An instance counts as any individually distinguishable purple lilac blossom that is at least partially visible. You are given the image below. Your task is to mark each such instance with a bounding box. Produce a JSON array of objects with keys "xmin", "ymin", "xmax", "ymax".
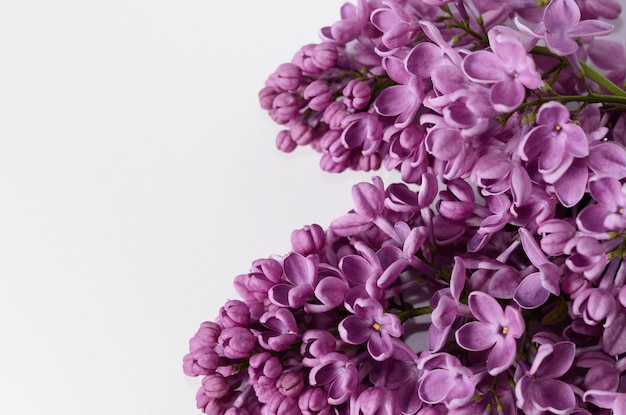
[
  {"xmin": 455, "ymin": 291, "xmax": 525, "ymax": 375},
  {"xmin": 186, "ymin": 1, "xmax": 626, "ymax": 413}
]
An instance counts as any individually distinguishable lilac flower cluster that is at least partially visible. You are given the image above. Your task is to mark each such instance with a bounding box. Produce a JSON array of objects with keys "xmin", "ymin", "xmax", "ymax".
[{"xmin": 185, "ymin": 0, "xmax": 626, "ymax": 413}]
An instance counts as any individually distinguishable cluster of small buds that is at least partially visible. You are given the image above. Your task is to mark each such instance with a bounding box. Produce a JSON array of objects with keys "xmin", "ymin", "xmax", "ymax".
[{"xmin": 186, "ymin": 0, "xmax": 626, "ymax": 414}]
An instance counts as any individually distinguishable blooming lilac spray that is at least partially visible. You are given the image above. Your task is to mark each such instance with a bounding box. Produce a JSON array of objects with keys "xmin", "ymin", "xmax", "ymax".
[{"xmin": 185, "ymin": 0, "xmax": 626, "ymax": 413}]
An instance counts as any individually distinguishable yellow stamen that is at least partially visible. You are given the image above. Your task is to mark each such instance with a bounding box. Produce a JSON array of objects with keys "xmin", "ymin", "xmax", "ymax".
[
  {"xmin": 501, "ymin": 326, "xmax": 509, "ymax": 335},
  {"xmin": 372, "ymin": 322, "xmax": 381, "ymax": 331},
  {"xmin": 287, "ymin": 330, "xmax": 296, "ymax": 335},
  {"xmin": 555, "ymin": 124, "xmax": 562, "ymax": 131}
]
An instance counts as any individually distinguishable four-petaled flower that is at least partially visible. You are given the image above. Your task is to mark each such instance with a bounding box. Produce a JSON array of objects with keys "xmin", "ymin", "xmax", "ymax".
[
  {"xmin": 456, "ymin": 291, "xmax": 525, "ymax": 375},
  {"xmin": 338, "ymin": 297, "xmax": 404, "ymax": 361}
]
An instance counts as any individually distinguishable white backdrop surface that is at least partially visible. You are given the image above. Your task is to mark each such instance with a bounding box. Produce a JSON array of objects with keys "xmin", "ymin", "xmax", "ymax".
[{"xmin": 0, "ymin": 1, "xmax": 625, "ymax": 414}]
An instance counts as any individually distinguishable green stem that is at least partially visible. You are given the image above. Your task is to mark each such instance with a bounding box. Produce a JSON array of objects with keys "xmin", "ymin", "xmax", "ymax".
[
  {"xmin": 579, "ymin": 60, "xmax": 626, "ymax": 97},
  {"xmin": 397, "ymin": 306, "xmax": 432, "ymax": 323},
  {"xmin": 514, "ymin": 93, "xmax": 626, "ymax": 113},
  {"xmin": 531, "ymin": 46, "xmax": 626, "ymax": 98}
]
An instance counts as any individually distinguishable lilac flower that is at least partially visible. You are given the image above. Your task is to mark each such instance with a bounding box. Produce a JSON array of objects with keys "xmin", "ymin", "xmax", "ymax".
[
  {"xmin": 462, "ymin": 26, "xmax": 542, "ymax": 112},
  {"xmin": 428, "ymin": 256, "xmax": 467, "ymax": 352},
  {"xmin": 456, "ymin": 291, "xmax": 524, "ymax": 375},
  {"xmin": 183, "ymin": 346, "xmax": 219, "ymax": 377},
  {"xmin": 577, "ymin": 177, "xmax": 626, "ymax": 233},
  {"xmin": 577, "ymin": 351, "xmax": 624, "ymax": 391},
  {"xmin": 219, "ymin": 326, "xmax": 256, "ymax": 359},
  {"xmin": 258, "ymin": 308, "xmax": 298, "ymax": 352},
  {"xmin": 298, "ymin": 388, "xmax": 332, "ymax": 415},
  {"xmin": 309, "ymin": 352, "xmax": 358, "ymax": 405},
  {"xmin": 514, "ymin": 228, "xmax": 562, "ymax": 309},
  {"xmin": 268, "ymin": 253, "xmax": 317, "ymax": 309},
  {"xmin": 373, "ymin": 55, "xmax": 424, "ymax": 128},
  {"xmin": 339, "ymin": 297, "xmax": 403, "ymax": 361},
  {"xmin": 370, "ymin": 1, "xmax": 418, "ymax": 54},
  {"xmin": 291, "ymin": 224, "xmax": 326, "ymax": 256},
  {"xmin": 515, "ymin": 341, "xmax": 576, "ymax": 414},
  {"xmin": 219, "ymin": 300, "xmax": 251, "ymax": 328},
  {"xmin": 517, "ymin": 0, "xmax": 614, "ymax": 56},
  {"xmin": 354, "ymin": 387, "xmax": 396, "ymax": 415},
  {"xmin": 418, "ymin": 353, "xmax": 477, "ymax": 409},
  {"xmin": 301, "ymin": 330, "xmax": 337, "ymax": 368},
  {"xmin": 519, "ymin": 101, "xmax": 589, "ymax": 206}
]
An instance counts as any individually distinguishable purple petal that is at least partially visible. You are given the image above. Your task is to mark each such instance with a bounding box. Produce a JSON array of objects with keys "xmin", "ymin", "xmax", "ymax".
[
  {"xmin": 428, "ymin": 323, "xmax": 450, "ymax": 352},
  {"xmin": 519, "ymin": 126, "xmax": 548, "ymax": 160},
  {"xmin": 268, "ymin": 284, "xmax": 292, "ymax": 307},
  {"xmin": 284, "ymin": 253, "xmax": 317, "ymax": 286},
  {"xmin": 532, "ymin": 379, "xmax": 576, "ymax": 413},
  {"xmin": 533, "ymin": 341, "xmax": 576, "ymax": 378},
  {"xmin": 352, "ymin": 182, "xmax": 384, "ymax": 219},
  {"xmin": 367, "ymin": 332, "xmax": 394, "ymax": 361},
  {"xmin": 504, "ymin": 305, "xmax": 525, "ymax": 337},
  {"xmin": 340, "ymin": 255, "xmax": 376, "ymax": 284},
  {"xmin": 514, "ymin": 272, "xmax": 550, "ymax": 308},
  {"xmin": 603, "ymin": 313, "xmax": 626, "ymax": 356},
  {"xmin": 568, "ymin": 20, "xmax": 614, "ymax": 37},
  {"xmin": 383, "ymin": 55, "xmax": 411, "ymax": 85},
  {"xmin": 588, "ymin": 142, "xmax": 626, "ymax": 178},
  {"xmin": 544, "ymin": 0, "xmax": 579, "ymax": 34},
  {"xmin": 338, "ymin": 316, "xmax": 371, "ymax": 345},
  {"xmin": 577, "ymin": 205, "xmax": 612, "ymax": 233},
  {"xmin": 330, "ymin": 213, "xmax": 372, "ymax": 236},
  {"xmin": 562, "ymin": 124, "xmax": 589, "ymax": 157},
  {"xmin": 490, "ymin": 80, "xmax": 525, "ymax": 112},
  {"xmin": 553, "ymin": 158, "xmax": 588, "ymax": 207},
  {"xmin": 468, "ymin": 291, "xmax": 504, "ymax": 324},
  {"xmin": 418, "ymin": 370, "xmax": 455, "ymax": 404},
  {"xmin": 487, "ymin": 336, "xmax": 516, "ymax": 375},
  {"xmin": 425, "ymin": 127, "xmax": 462, "ymax": 161},
  {"xmin": 539, "ymin": 133, "xmax": 566, "ymax": 173},
  {"xmin": 462, "ymin": 51, "xmax": 508, "ymax": 83},
  {"xmin": 374, "ymin": 85, "xmax": 415, "ymax": 116},
  {"xmin": 537, "ymin": 101, "xmax": 570, "ymax": 125},
  {"xmin": 314, "ymin": 277, "xmax": 348, "ymax": 308},
  {"xmin": 450, "ymin": 257, "xmax": 466, "ymax": 301},
  {"xmin": 456, "ymin": 321, "xmax": 498, "ymax": 351},
  {"xmin": 511, "ymin": 164, "xmax": 532, "ymax": 205},
  {"xmin": 590, "ymin": 176, "xmax": 622, "ymax": 209},
  {"xmin": 545, "ymin": 32, "xmax": 579, "ymax": 56},
  {"xmin": 405, "ymin": 42, "xmax": 443, "ymax": 79},
  {"xmin": 288, "ymin": 284, "xmax": 314, "ymax": 308}
]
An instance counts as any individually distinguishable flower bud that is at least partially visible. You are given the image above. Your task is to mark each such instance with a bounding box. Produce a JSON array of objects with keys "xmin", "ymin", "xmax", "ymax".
[
  {"xmin": 202, "ymin": 373, "xmax": 229, "ymax": 399},
  {"xmin": 290, "ymin": 122, "xmax": 315, "ymax": 146},
  {"xmin": 259, "ymin": 86, "xmax": 278, "ymax": 110},
  {"xmin": 219, "ymin": 326, "xmax": 255, "ymax": 359},
  {"xmin": 343, "ymin": 80, "xmax": 371, "ymax": 110},
  {"xmin": 291, "ymin": 224, "xmax": 325, "ymax": 256},
  {"xmin": 274, "ymin": 63, "xmax": 302, "ymax": 92},
  {"xmin": 276, "ymin": 131, "xmax": 297, "ymax": 153},
  {"xmin": 303, "ymin": 80, "xmax": 332, "ymax": 111},
  {"xmin": 270, "ymin": 93, "xmax": 300, "ymax": 125},
  {"xmin": 277, "ymin": 372, "xmax": 304, "ymax": 397},
  {"xmin": 219, "ymin": 300, "xmax": 251, "ymax": 328},
  {"xmin": 189, "ymin": 321, "xmax": 221, "ymax": 351},
  {"xmin": 183, "ymin": 346, "xmax": 219, "ymax": 376},
  {"xmin": 311, "ymin": 42, "xmax": 338, "ymax": 70}
]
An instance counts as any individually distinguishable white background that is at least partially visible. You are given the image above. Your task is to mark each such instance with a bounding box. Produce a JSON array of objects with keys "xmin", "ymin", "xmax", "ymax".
[{"xmin": 0, "ymin": 1, "xmax": 624, "ymax": 414}]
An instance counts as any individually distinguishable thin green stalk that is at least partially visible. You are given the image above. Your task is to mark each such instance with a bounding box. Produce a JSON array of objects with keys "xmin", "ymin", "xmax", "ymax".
[
  {"xmin": 397, "ymin": 306, "xmax": 432, "ymax": 323},
  {"xmin": 579, "ymin": 60, "xmax": 626, "ymax": 97},
  {"xmin": 531, "ymin": 46, "xmax": 626, "ymax": 98}
]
